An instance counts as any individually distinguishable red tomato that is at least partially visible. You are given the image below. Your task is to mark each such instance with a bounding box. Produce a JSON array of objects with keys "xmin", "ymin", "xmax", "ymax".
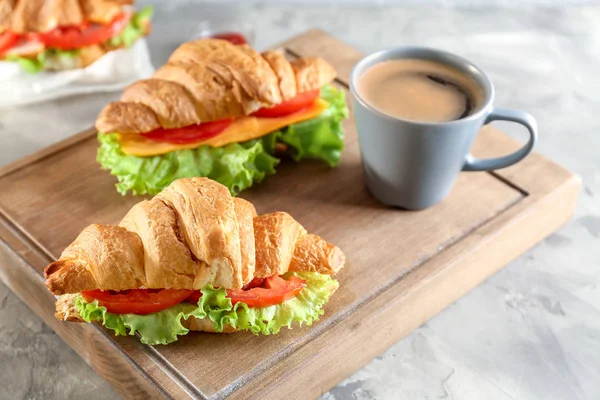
[
  {"xmin": 0, "ymin": 32, "xmax": 20, "ymax": 56},
  {"xmin": 229, "ymin": 275, "xmax": 306, "ymax": 307},
  {"xmin": 81, "ymin": 288, "xmax": 193, "ymax": 315},
  {"xmin": 186, "ymin": 275, "xmax": 306, "ymax": 308},
  {"xmin": 252, "ymin": 89, "xmax": 320, "ymax": 118},
  {"xmin": 141, "ymin": 119, "xmax": 233, "ymax": 144},
  {"xmin": 186, "ymin": 278, "xmax": 269, "ymax": 305},
  {"xmin": 210, "ymin": 32, "xmax": 247, "ymax": 45},
  {"xmin": 35, "ymin": 13, "xmax": 130, "ymax": 50},
  {"xmin": 186, "ymin": 291, "xmax": 201, "ymax": 304},
  {"xmin": 242, "ymin": 277, "xmax": 265, "ymax": 290}
]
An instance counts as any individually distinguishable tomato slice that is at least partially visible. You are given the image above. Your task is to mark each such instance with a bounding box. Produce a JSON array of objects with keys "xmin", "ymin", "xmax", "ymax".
[
  {"xmin": 210, "ymin": 32, "xmax": 247, "ymax": 45},
  {"xmin": 186, "ymin": 278, "xmax": 268, "ymax": 305},
  {"xmin": 35, "ymin": 13, "xmax": 130, "ymax": 50},
  {"xmin": 141, "ymin": 119, "xmax": 233, "ymax": 144},
  {"xmin": 81, "ymin": 275, "xmax": 305, "ymax": 315},
  {"xmin": 242, "ymin": 277, "xmax": 265, "ymax": 290},
  {"xmin": 229, "ymin": 275, "xmax": 306, "ymax": 307},
  {"xmin": 0, "ymin": 32, "xmax": 20, "ymax": 56},
  {"xmin": 186, "ymin": 275, "xmax": 306, "ymax": 308},
  {"xmin": 252, "ymin": 89, "xmax": 320, "ymax": 118},
  {"xmin": 81, "ymin": 288, "xmax": 193, "ymax": 315}
]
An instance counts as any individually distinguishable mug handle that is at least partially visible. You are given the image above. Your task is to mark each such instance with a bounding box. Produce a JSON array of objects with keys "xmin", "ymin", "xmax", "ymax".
[{"xmin": 463, "ymin": 107, "xmax": 538, "ymax": 171}]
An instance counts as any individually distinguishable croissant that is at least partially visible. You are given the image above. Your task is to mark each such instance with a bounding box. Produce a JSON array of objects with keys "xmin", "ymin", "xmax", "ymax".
[
  {"xmin": 2, "ymin": 0, "xmax": 132, "ymax": 33},
  {"xmin": 1, "ymin": 1, "xmax": 150, "ymax": 70},
  {"xmin": 95, "ymin": 39, "xmax": 337, "ymax": 134},
  {"xmin": 45, "ymin": 177, "xmax": 345, "ymax": 295}
]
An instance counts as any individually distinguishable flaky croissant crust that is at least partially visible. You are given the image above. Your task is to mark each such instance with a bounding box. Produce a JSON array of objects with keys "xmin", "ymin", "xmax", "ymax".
[
  {"xmin": 44, "ymin": 178, "xmax": 345, "ymax": 294},
  {"xmin": 94, "ymin": 39, "xmax": 337, "ymax": 134},
  {"xmin": 0, "ymin": 0, "xmax": 133, "ymax": 34}
]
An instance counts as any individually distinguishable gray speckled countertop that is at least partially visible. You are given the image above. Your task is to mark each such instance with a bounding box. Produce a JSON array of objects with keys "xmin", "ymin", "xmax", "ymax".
[{"xmin": 1, "ymin": 2, "xmax": 599, "ymax": 400}]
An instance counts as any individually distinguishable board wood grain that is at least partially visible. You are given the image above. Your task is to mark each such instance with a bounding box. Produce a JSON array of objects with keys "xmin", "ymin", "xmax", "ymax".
[{"xmin": 0, "ymin": 29, "xmax": 580, "ymax": 399}]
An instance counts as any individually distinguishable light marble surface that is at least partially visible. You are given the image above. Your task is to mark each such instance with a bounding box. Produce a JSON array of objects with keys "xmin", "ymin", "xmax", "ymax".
[{"xmin": 1, "ymin": 2, "xmax": 599, "ymax": 400}]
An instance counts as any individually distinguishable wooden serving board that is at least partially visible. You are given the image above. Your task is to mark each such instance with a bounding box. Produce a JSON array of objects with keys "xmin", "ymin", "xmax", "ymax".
[{"xmin": 0, "ymin": 30, "xmax": 581, "ymax": 399}]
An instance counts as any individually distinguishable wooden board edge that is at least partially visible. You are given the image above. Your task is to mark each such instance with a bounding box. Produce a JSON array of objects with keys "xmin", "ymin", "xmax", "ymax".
[
  {"xmin": 0, "ymin": 234, "xmax": 196, "ymax": 400},
  {"xmin": 0, "ymin": 128, "xmax": 96, "ymax": 179},
  {"xmin": 0, "ymin": 28, "xmax": 583, "ymax": 400},
  {"xmin": 228, "ymin": 174, "xmax": 581, "ymax": 399},
  {"xmin": 0, "ymin": 219, "xmax": 197, "ymax": 399}
]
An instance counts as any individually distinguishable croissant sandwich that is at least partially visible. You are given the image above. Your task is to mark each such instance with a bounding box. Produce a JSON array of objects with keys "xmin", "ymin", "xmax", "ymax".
[
  {"xmin": 44, "ymin": 177, "xmax": 345, "ymax": 345},
  {"xmin": 0, "ymin": 0, "xmax": 152, "ymax": 73},
  {"xmin": 95, "ymin": 38, "xmax": 349, "ymax": 196}
]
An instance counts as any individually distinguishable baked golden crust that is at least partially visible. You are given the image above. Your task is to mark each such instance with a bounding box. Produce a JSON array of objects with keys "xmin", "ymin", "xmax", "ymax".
[
  {"xmin": 121, "ymin": 79, "xmax": 201, "ymax": 129},
  {"xmin": 45, "ymin": 224, "xmax": 145, "ymax": 294},
  {"xmin": 290, "ymin": 57, "xmax": 337, "ymax": 93},
  {"xmin": 0, "ymin": 0, "xmax": 16, "ymax": 34},
  {"xmin": 289, "ymin": 234, "xmax": 346, "ymax": 276},
  {"xmin": 7, "ymin": 0, "xmax": 132, "ymax": 33},
  {"xmin": 156, "ymin": 177, "xmax": 246, "ymax": 290},
  {"xmin": 232, "ymin": 197, "xmax": 257, "ymax": 284},
  {"xmin": 119, "ymin": 198, "xmax": 206, "ymax": 289},
  {"xmin": 168, "ymin": 40, "xmax": 282, "ymax": 109},
  {"xmin": 261, "ymin": 50, "xmax": 297, "ymax": 101},
  {"xmin": 44, "ymin": 178, "xmax": 345, "ymax": 295},
  {"xmin": 96, "ymin": 102, "xmax": 160, "ymax": 134},
  {"xmin": 79, "ymin": 0, "xmax": 131, "ymax": 25},
  {"xmin": 94, "ymin": 40, "xmax": 337, "ymax": 134},
  {"xmin": 154, "ymin": 61, "xmax": 252, "ymax": 122},
  {"xmin": 253, "ymin": 212, "xmax": 306, "ymax": 278},
  {"xmin": 11, "ymin": 0, "xmax": 80, "ymax": 33}
]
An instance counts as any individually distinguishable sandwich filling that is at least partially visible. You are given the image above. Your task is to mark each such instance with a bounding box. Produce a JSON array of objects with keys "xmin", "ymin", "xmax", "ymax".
[
  {"xmin": 71, "ymin": 272, "xmax": 338, "ymax": 345},
  {"xmin": 45, "ymin": 178, "xmax": 346, "ymax": 345},
  {"xmin": 98, "ymin": 84, "xmax": 349, "ymax": 196},
  {"xmin": 0, "ymin": 6, "xmax": 152, "ymax": 73}
]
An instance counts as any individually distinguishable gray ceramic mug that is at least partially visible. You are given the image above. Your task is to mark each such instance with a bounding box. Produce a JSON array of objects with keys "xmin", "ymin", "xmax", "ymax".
[{"xmin": 350, "ymin": 47, "xmax": 537, "ymax": 210}]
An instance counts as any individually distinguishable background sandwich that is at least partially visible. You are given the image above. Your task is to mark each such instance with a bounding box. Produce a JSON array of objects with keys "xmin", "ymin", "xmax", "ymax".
[
  {"xmin": 95, "ymin": 38, "xmax": 349, "ymax": 196},
  {"xmin": 44, "ymin": 177, "xmax": 345, "ymax": 345},
  {"xmin": 0, "ymin": 0, "xmax": 152, "ymax": 73}
]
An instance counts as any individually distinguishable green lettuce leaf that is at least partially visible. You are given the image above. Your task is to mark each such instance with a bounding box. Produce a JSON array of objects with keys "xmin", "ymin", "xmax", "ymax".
[
  {"xmin": 6, "ymin": 54, "xmax": 45, "ymax": 74},
  {"xmin": 76, "ymin": 272, "xmax": 338, "ymax": 345},
  {"xmin": 6, "ymin": 48, "xmax": 80, "ymax": 74},
  {"xmin": 274, "ymin": 84, "xmax": 349, "ymax": 167},
  {"xmin": 97, "ymin": 85, "xmax": 348, "ymax": 196},
  {"xmin": 77, "ymin": 296, "xmax": 200, "ymax": 345},
  {"xmin": 97, "ymin": 133, "xmax": 279, "ymax": 196},
  {"xmin": 109, "ymin": 6, "xmax": 153, "ymax": 48}
]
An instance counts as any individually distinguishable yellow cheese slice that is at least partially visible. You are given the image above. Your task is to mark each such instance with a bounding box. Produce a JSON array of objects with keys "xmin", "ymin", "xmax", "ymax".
[{"xmin": 119, "ymin": 99, "xmax": 330, "ymax": 157}]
